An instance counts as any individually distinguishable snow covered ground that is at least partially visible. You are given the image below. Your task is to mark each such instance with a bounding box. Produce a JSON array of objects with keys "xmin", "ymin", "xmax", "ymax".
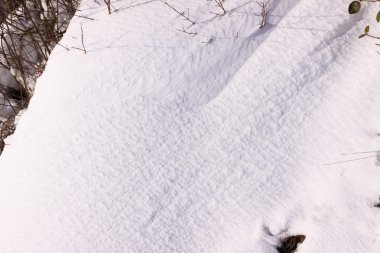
[{"xmin": 0, "ymin": 0, "xmax": 380, "ymax": 252}]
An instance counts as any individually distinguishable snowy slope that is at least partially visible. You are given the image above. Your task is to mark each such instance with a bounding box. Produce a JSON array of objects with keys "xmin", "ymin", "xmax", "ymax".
[{"xmin": 0, "ymin": 0, "xmax": 380, "ymax": 252}]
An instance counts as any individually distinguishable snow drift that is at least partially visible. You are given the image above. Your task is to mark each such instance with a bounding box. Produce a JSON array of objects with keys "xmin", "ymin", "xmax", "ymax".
[{"xmin": 0, "ymin": 0, "xmax": 380, "ymax": 252}]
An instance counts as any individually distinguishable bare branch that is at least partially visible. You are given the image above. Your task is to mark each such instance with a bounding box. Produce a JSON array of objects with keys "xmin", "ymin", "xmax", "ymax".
[
  {"xmin": 255, "ymin": 0, "xmax": 271, "ymax": 28},
  {"xmin": 161, "ymin": 0, "xmax": 196, "ymax": 25},
  {"xmin": 176, "ymin": 26, "xmax": 197, "ymax": 35},
  {"xmin": 214, "ymin": 0, "xmax": 226, "ymax": 15},
  {"xmin": 103, "ymin": 0, "xmax": 112, "ymax": 14}
]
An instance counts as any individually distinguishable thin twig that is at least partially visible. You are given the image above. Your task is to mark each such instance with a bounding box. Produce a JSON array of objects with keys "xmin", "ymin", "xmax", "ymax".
[
  {"xmin": 214, "ymin": 0, "xmax": 226, "ymax": 15},
  {"xmin": 324, "ymin": 155, "xmax": 376, "ymax": 166},
  {"xmin": 80, "ymin": 23, "xmax": 87, "ymax": 53},
  {"xmin": 75, "ymin": 14, "xmax": 96, "ymax": 20},
  {"xmin": 176, "ymin": 26, "xmax": 197, "ymax": 35},
  {"xmin": 161, "ymin": 0, "xmax": 196, "ymax": 25},
  {"xmin": 341, "ymin": 150, "xmax": 380, "ymax": 155},
  {"xmin": 366, "ymin": 33, "xmax": 380, "ymax": 40},
  {"xmin": 57, "ymin": 43, "xmax": 70, "ymax": 51}
]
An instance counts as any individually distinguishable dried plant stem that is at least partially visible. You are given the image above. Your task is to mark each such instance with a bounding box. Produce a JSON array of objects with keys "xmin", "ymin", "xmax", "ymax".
[
  {"xmin": 214, "ymin": 0, "xmax": 226, "ymax": 15},
  {"xmin": 104, "ymin": 0, "xmax": 112, "ymax": 14},
  {"xmin": 161, "ymin": 0, "xmax": 196, "ymax": 25},
  {"xmin": 255, "ymin": 0, "xmax": 271, "ymax": 28}
]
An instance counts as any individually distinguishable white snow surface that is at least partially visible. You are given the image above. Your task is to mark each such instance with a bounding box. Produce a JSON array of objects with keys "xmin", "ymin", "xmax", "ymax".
[{"xmin": 1, "ymin": 0, "xmax": 380, "ymax": 252}]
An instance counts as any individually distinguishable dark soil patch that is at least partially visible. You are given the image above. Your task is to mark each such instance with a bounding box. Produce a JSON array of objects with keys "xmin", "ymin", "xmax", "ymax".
[{"xmin": 277, "ymin": 235, "xmax": 306, "ymax": 253}]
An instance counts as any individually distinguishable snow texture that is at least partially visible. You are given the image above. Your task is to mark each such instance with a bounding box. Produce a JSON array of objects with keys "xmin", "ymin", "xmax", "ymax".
[{"xmin": 0, "ymin": 0, "xmax": 380, "ymax": 252}]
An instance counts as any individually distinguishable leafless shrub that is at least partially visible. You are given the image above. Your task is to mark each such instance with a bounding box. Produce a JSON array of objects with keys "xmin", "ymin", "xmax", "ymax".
[
  {"xmin": 0, "ymin": 0, "xmax": 80, "ymax": 151},
  {"xmin": 0, "ymin": 0, "xmax": 80, "ymax": 91},
  {"xmin": 255, "ymin": 0, "xmax": 271, "ymax": 28}
]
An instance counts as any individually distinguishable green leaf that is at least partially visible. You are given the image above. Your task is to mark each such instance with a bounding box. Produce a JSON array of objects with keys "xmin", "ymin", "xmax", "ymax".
[
  {"xmin": 359, "ymin": 34, "xmax": 366, "ymax": 39},
  {"xmin": 365, "ymin": 25, "xmax": 370, "ymax": 33},
  {"xmin": 348, "ymin": 1, "xmax": 361, "ymax": 14},
  {"xmin": 376, "ymin": 10, "xmax": 380, "ymax": 22}
]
